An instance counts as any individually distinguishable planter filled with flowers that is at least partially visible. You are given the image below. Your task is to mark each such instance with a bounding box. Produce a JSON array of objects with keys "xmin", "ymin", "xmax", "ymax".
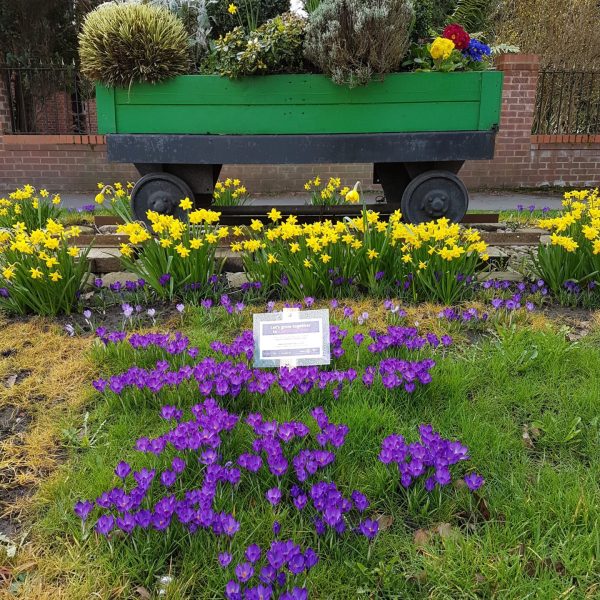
[{"xmin": 83, "ymin": 0, "xmax": 503, "ymax": 224}]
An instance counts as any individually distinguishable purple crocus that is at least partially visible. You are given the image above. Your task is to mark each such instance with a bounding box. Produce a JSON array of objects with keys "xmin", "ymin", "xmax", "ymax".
[
  {"xmin": 245, "ymin": 544, "xmax": 261, "ymax": 563},
  {"xmin": 359, "ymin": 518, "xmax": 379, "ymax": 539},
  {"xmin": 114, "ymin": 461, "xmax": 131, "ymax": 479},
  {"xmin": 74, "ymin": 500, "xmax": 94, "ymax": 521},
  {"xmin": 219, "ymin": 552, "xmax": 233, "ymax": 568},
  {"xmin": 265, "ymin": 487, "xmax": 282, "ymax": 506},
  {"xmin": 464, "ymin": 472, "xmax": 485, "ymax": 491},
  {"xmin": 235, "ymin": 562, "xmax": 254, "ymax": 583},
  {"xmin": 95, "ymin": 514, "xmax": 114, "ymax": 536}
]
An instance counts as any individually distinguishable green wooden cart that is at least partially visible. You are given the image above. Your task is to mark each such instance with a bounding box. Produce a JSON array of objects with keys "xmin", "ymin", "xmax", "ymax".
[{"xmin": 96, "ymin": 70, "xmax": 503, "ymax": 223}]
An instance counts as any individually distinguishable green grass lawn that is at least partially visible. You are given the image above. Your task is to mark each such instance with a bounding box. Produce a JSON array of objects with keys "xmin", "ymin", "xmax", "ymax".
[{"xmin": 8, "ymin": 304, "xmax": 600, "ymax": 599}]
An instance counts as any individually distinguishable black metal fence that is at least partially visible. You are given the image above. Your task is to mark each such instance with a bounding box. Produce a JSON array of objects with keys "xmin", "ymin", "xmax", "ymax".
[
  {"xmin": 1, "ymin": 64, "xmax": 96, "ymax": 135},
  {"xmin": 533, "ymin": 69, "xmax": 600, "ymax": 135}
]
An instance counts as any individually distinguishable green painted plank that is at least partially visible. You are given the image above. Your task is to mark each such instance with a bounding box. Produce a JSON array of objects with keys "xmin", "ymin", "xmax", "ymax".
[
  {"xmin": 112, "ymin": 72, "xmax": 491, "ymax": 106},
  {"xmin": 113, "ymin": 102, "xmax": 481, "ymax": 134},
  {"xmin": 478, "ymin": 70, "xmax": 504, "ymax": 130},
  {"xmin": 96, "ymin": 71, "xmax": 503, "ymax": 135},
  {"xmin": 95, "ymin": 84, "xmax": 116, "ymax": 133}
]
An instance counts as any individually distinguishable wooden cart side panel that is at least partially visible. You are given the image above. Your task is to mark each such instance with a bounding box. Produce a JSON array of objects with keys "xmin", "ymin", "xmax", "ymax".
[
  {"xmin": 96, "ymin": 71, "xmax": 503, "ymax": 135},
  {"xmin": 478, "ymin": 70, "xmax": 504, "ymax": 130},
  {"xmin": 95, "ymin": 85, "xmax": 117, "ymax": 133}
]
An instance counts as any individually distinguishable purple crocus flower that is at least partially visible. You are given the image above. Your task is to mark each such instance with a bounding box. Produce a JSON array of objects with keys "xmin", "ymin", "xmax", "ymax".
[
  {"xmin": 114, "ymin": 461, "xmax": 131, "ymax": 479},
  {"xmin": 225, "ymin": 580, "xmax": 241, "ymax": 600},
  {"xmin": 359, "ymin": 519, "xmax": 379, "ymax": 539},
  {"xmin": 265, "ymin": 487, "xmax": 282, "ymax": 506},
  {"xmin": 95, "ymin": 514, "xmax": 114, "ymax": 536},
  {"xmin": 235, "ymin": 562, "xmax": 254, "ymax": 583},
  {"xmin": 464, "ymin": 472, "xmax": 485, "ymax": 491},
  {"xmin": 74, "ymin": 500, "xmax": 94, "ymax": 521},
  {"xmin": 245, "ymin": 543, "xmax": 261, "ymax": 563},
  {"xmin": 219, "ymin": 552, "xmax": 233, "ymax": 568}
]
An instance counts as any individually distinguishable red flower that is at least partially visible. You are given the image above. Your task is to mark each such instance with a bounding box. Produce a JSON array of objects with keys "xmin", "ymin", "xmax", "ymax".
[{"xmin": 442, "ymin": 23, "xmax": 470, "ymax": 51}]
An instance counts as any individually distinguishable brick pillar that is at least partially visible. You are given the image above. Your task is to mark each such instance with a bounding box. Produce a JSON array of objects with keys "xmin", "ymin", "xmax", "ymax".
[
  {"xmin": 461, "ymin": 53, "xmax": 540, "ymax": 188},
  {"xmin": 0, "ymin": 72, "xmax": 10, "ymax": 133}
]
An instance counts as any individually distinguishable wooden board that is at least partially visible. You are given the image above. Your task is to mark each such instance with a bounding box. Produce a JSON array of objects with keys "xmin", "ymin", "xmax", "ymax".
[{"xmin": 96, "ymin": 71, "xmax": 504, "ymax": 135}]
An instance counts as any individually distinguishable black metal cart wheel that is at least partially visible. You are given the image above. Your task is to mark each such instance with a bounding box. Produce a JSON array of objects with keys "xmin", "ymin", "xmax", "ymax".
[
  {"xmin": 131, "ymin": 172, "xmax": 194, "ymax": 225},
  {"xmin": 400, "ymin": 170, "xmax": 469, "ymax": 224}
]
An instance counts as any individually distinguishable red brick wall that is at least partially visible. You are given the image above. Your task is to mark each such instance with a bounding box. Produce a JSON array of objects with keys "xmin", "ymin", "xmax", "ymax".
[{"xmin": 0, "ymin": 56, "xmax": 598, "ymax": 194}]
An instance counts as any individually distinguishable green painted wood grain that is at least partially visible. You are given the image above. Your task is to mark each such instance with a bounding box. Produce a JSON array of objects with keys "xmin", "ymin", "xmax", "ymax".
[{"xmin": 96, "ymin": 71, "xmax": 503, "ymax": 135}]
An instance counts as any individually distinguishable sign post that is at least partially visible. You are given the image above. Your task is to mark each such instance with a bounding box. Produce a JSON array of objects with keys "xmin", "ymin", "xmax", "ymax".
[{"xmin": 253, "ymin": 308, "xmax": 330, "ymax": 369}]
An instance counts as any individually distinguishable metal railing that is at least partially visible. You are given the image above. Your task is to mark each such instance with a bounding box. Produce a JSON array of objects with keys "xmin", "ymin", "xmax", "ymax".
[
  {"xmin": 533, "ymin": 69, "xmax": 600, "ymax": 135},
  {"xmin": 1, "ymin": 64, "xmax": 96, "ymax": 135}
]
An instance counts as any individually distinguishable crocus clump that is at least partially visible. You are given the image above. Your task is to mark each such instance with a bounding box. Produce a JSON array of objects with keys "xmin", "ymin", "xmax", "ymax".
[
  {"xmin": 366, "ymin": 326, "xmax": 452, "ymax": 354},
  {"xmin": 379, "ymin": 424, "xmax": 482, "ymax": 491},
  {"xmin": 222, "ymin": 540, "xmax": 317, "ymax": 599}
]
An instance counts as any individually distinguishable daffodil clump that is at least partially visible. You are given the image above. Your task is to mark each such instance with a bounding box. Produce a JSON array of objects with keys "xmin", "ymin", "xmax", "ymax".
[
  {"xmin": 233, "ymin": 208, "xmax": 488, "ymax": 303},
  {"xmin": 0, "ymin": 220, "xmax": 90, "ymax": 316},
  {"xmin": 212, "ymin": 178, "xmax": 249, "ymax": 207},
  {"xmin": 94, "ymin": 181, "xmax": 135, "ymax": 222},
  {"xmin": 0, "ymin": 185, "xmax": 63, "ymax": 231},
  {"xmin": 117, "ymin": 204, "xmax": 226, "ymax": 299},
  {"xmin": 535, "ymin": 188, "xmax": 600, "ymax": 294},
  {"xmin": 305, "ymin": 177, "xmax": 353, "ymax": 207}
]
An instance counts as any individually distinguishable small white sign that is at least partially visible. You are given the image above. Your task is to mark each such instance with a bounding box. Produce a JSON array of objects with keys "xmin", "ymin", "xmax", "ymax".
[{"xmin": 253, "ymin": 309, "xmax": 330, "ymax": 368}]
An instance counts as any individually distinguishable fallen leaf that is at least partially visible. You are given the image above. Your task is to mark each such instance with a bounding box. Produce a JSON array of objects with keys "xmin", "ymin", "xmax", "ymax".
[
  {"xmin": 476, "ymin": 495, "xmax": 491, "ymax": 521},
  {"xmin": 413, "ymin": 529, "xmax": 430, "ymax": 547},
  {"xmin": 522, "ymin": 425, "xmax": 534, "ymax": 449},
  {"xmin": 436, "ymin": 523, "xmax": 454, "ymax": 538},
  {"xmin": 376, "ymin": 514, "xmax": 394, "ymax": 531},
  {"xmin": 3, "ymin": 374, "xmax": 17, "ymax": 388},
  {"xmin": 135, "ymin": 586, "xmax": 151, "ymax": 599}
]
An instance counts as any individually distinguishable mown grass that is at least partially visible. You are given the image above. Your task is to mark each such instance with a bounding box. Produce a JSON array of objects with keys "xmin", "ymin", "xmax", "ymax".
[{"xmin": 4, "ymin": 304, "xmax": 600, "ymax": 599}]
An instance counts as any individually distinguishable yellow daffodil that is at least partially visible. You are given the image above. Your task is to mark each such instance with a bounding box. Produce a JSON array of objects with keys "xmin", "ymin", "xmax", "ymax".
[
  {"xmin": 190, "ymin": 238, "xmax": 203, "ymax": 250},
  {"xmin": 40, "ymin": 189, "xmax": 49, "ymax": 198},
  {"xmin": 30, "ymin": 267, "xmax": 43, "ymax": 279},
  {"xmin": 250, "ymin": 219, "xmax": 264, "ymax": 232},
  {"xmin": 228, "ymin": 3, "xmax": 237, "ymax": 14},
  {"xmin": 321, "ymin": 253, "xmax": 331, "ymax": 264},
  {"xmin": 290, "ymin": 242, "xmax": 300, "ymax": 253},
  {"xmin": 179, "ymin": 197, "xmax": 193, "ymax": 210},
  {"xmin": 367, "ymin": 249, "xmax": 379, "ymax": 260},
  {"xmin": 345, "ymin": 182, "xmax": 360, "ymax": 204},
  {"xmin": 120, "ymin": 243, "xmax": 134, "ymax": 258},
  {"xmin": 175, "ymin": 243, "xmax": 190, "ymax": 258},
  {"xmin": 267, "ymin": 253, "xmax": 278, "ymax": 264},
  {"xmin": 2, "ymin": 266, "xmax": 15, "ymax": 280},
  {"xmin": 67, "ymin": 247, "xmax": 79, "ymax": 257},
  {"xmin": 50, "ymin": 271, "xmax": 62, "ymax": 282},
  {"xmin": 303, "ymin": 259, "xmax": 312, "ymax": 268},
  {"xmin": 268, "ymin": 208, "xmax": 282, "ymax": 222}
]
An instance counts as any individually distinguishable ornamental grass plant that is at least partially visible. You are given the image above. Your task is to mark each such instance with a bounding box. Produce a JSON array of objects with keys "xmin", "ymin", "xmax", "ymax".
[
  {"xmin": 79, "ymin": 2, "xmax": 190, "ymax": 86},
  {"xmin": 0, "ymin": 220, "xmax": 90, "ymax": 316}
]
